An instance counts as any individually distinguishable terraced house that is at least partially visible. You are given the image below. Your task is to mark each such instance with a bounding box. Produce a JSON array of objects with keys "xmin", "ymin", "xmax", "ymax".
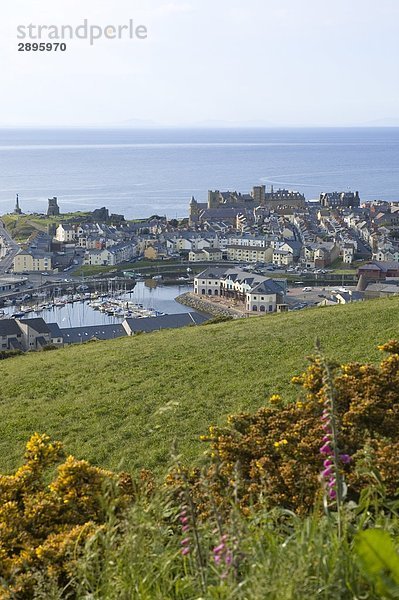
[{"xmin": 194, "ymin": 267, "xmax": 287, "ymax": 313}]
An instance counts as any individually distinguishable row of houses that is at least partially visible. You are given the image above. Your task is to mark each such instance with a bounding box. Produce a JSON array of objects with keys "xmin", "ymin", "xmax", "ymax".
[
  {"xmin": 194, "ymin": 267, "xmax": 287, "ymax": 313},
  {"xmin": 188, "ymin": 239, "xmax": 343, "ymax": 269},
  {"xmin": 0, "ymin": 312, "xmax": 208, "ymax": 352},
  {"xmin": 83, "ymin": 242, "xmax": 137, "ymax": 266}
]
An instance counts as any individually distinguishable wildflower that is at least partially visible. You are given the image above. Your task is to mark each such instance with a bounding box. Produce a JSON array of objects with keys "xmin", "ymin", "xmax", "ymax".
[
  {"xmin": 181, "ymin": 538, "xmax": 190, "ymax": 546},
  {"xmin": 318, "ymin": 384, "xmax": 349, "ymax": 512},
  {"xmin": 269, "ymin": 394, "xmax": 282, "ymax": 404},
  {"xmin": 320, "ymin": 443, "xmax": 333, "ymax": 455},
  {"xmin": 179, "ymin": 507, "xmax": 191, "ymax": 557},
  {"xmin": 274, "ymin": 439, "xmax": 288, "ymax": 449},
  {"xmin": 340, "ymin": 454, "xmax": 352, "ymax": 464}
]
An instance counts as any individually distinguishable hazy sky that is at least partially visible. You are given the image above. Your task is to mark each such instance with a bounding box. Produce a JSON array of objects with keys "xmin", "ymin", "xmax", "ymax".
[{"xmin": 2, "ymin": 0, "xmax": 399, "ymax": 127}]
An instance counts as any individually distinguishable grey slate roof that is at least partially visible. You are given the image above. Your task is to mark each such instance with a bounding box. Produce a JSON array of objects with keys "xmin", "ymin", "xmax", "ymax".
[
  {"xmin": 196, "ymin": 267, "xmax": 228, "ymax": 279},
  {"xmin": 19, "ymin": 318, "xmax": 50, "ymax": 334},
  {"xmin": 47, "ymin": 322, "xmax": 63, "ymax": 339},
  {"xmin": 250, "ymin": 280, "xmax": 285, "ymax": 295},
  {"xmin": 124, "ymin": 312, "xmax": 207, "ymax": 334},
  {"xmin": 335, "ymin": 291, "xmax": 364, "ymax": 302},
  {"xmin": 0, "ymin": 319, "xmax": 22, "ymax": 337},
  {"xmin": 61, "ymin": 324, "xmax": 127, "ymax": 344}
]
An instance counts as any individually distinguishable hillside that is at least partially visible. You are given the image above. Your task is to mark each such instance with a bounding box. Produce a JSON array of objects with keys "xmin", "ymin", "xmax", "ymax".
[
  {"xmin": 0, "ymin": 297, "xmax": 398, "ymax": 476},
  {"xmin": 1, "ymin": 212, "xmax": 91, "ymax": 241}
]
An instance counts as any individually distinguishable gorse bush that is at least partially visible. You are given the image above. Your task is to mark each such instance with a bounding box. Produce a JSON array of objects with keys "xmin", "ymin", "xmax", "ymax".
[
  {"xmin": 1, "ymin": 341, "xmax": 399, "ymax": 598},
  {"xmin": 169, "ymin": 340, "xmax": 399, "ymax": 515},
  {"xmin": 0, "ymin": 433, "xmax": 134, "ymax": 599}
]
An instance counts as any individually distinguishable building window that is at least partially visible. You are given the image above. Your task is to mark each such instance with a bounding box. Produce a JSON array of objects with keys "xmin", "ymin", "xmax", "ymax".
[
  {"xmin": 260, "ymin": 305, "xmax": 265, "ymax": 312},
  {"xmin": 201, "ymin": 289, "xmax": 206, "ymax": 294},
  {"xmin": 214, "ymin": 290, "xmax": 218, "ymax": 296},
  {"xmin": 269, "ymin": 306, "xmax": 273, "ymax": 312}
]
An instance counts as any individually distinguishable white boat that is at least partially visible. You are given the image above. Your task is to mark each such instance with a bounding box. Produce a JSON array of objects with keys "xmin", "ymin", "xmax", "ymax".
[
  {"xmin": 54, "ymin": 299, "xmax": 66, "ymax": 307},
  {"xmin": 20, "ymin": 305, "xmax": 33, "ymax": 313}
]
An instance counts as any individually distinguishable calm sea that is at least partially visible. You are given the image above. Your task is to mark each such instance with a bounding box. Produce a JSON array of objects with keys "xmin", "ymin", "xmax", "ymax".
[{"xmin": 0, "ymin": 127, "xmax": 398, "ymax": 219}]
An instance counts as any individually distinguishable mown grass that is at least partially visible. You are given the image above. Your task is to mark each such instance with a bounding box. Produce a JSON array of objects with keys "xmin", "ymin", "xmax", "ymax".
[{"xmin": 0, "ymin": 297, "xmax": 398, "ymax": 476}]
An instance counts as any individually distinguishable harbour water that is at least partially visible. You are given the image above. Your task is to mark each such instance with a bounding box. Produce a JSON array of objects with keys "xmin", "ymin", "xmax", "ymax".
[{"xmin": 2, "ymin": 282, "xmax": 193, "ymax": 328}]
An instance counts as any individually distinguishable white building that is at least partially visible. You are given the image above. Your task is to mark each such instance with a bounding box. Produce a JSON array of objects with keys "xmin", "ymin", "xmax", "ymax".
[
  {"xmin": 55, "ymin": 224, "xmax": 76, "ymax": 243},
  {"xmin": 272, "ymin": 249, "xmax": 293, "ymax": 267},
  {"xmin": 83, "ymin": 242, "xmax": 137, "ymax": 266},
  {"xmin": 225, "ymin": 245, "xmax": 272, "ymax": 263},
  {"xmin": 194, "ymin": 267, "xmax": 286, "ymax": 313},
  {"xmin": 194, "ymin": 267, "xmax": 225, "ymax": 296},
  {"xmin": 13, "ymin": 250, "xmax": 53, "ymax": 273}
]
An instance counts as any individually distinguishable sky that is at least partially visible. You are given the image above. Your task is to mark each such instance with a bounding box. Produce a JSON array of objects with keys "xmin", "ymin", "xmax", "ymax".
[{"xmin": 1, "ymin": 0, "xmax": 399, "ymax": 127}]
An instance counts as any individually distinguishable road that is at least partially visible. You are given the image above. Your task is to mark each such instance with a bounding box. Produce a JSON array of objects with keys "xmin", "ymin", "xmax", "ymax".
[{"xmin": 0, "ymin": 220, "xmax": 20, "ymax": 274}]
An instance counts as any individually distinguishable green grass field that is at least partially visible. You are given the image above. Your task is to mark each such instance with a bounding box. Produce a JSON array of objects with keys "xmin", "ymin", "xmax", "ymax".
[
  {"xmin": 0, "ymin": 297, "xmax": 398, "ymax": 476},
  {"xmin": 1, "ymin": 212, "xmax": 91, "ymax": 241},
  {"xmin": 80, "ymin": 259, "xmax": 182, "ymax": 277}
]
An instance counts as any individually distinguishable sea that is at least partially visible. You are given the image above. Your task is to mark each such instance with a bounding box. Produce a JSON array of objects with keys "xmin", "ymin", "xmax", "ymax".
[{"xmin": 0, "ymin": 127, "xmax": 398, "ymax": 219}]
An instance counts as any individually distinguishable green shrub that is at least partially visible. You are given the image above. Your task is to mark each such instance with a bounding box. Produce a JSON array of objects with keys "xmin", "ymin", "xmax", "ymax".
[
  {"xmin": 0, "ymin": 349, "xmax": 24, "ymax": 360},
  {"xmin": 0, "ymin": 434, "xmax": 133, "ymax": 599},
  {"xmin": 170, "ymin": 341, "xmax": 399, "ymax": 515}
]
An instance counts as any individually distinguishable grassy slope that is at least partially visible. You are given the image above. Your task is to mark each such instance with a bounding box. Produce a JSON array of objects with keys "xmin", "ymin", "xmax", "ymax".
[
  {"xmin": 0, "ymin": 297, "xmax": 398, "ymax": 476},
  {"xmin": 1, "ymin": 212, "xmax": 90, "ymax": 241}
]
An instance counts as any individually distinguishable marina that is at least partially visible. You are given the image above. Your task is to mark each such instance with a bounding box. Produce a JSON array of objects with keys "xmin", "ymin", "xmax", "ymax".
[{"xmin": 0, "ymin": 281, "xmax": 193, "ymax": 327}]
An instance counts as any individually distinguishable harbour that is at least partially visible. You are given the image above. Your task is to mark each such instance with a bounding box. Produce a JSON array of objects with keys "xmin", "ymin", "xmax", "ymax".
[{"xmin": 0, "ymin": 281, "xmax": 193, "ymax": 327}]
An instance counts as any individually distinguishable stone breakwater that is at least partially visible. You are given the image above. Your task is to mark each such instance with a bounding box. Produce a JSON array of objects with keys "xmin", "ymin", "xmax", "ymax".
[{"xmin": 176, "ymin": 292, "xmax": 246, "ymax": 318}]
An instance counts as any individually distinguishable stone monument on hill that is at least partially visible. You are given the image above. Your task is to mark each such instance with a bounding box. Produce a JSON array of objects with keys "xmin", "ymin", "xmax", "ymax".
[{"xmin": 47, "ymin": 197, "xmax": 60, "ymax": 216}]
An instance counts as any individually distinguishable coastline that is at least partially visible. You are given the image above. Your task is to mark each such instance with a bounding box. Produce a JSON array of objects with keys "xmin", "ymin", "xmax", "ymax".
[{"xmin": 176, "ymin": 291, "xmax": 246, "ymax": 319}]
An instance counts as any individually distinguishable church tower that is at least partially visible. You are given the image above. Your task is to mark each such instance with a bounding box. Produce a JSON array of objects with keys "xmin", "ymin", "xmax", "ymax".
[{"xmin": 189, "ymin": 196, "xmax": 199, "ymax": 226}]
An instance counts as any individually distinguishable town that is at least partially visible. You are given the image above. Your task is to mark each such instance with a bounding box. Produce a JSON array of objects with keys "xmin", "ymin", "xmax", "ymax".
[{"xmin": 1, "ymin": 185, "xmax": 399, "ymax": 350}]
